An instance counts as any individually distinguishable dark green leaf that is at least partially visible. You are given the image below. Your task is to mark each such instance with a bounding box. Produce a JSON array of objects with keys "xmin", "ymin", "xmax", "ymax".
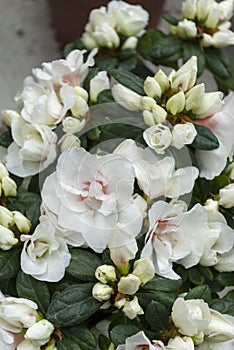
[
  {"xmin": 0, "ymin": 278, "xmax": 17, "ymax": 296},
  {"xmin": 57, "ymin": 338, "xmax": 82, "ymax": 350},
  {"xmin": 47, "ymin": 283, "xmax": 101, "ymax": 326},
  {"xmin": 0, "ymin": 130, "xmax": 13, "ymax": 148},
  {"xmin": 118, "ymin": 49, "xmax": 136, "ymax": 60},
  {"xmin": 145, "ymin": 300, "xmax": 170, "ymax": 331},
  {"xmin": 100, "ymin": 124, "xmax": 144, "ymax": 143},
  {"xmin": 151, "ymin": 35, "xmax": 183, "ymax": 61},
  {"xmin": 215, "ymin": 60, "xmax": 234, "ymax": 93},
  {"xmin": 209, "ymin": 298, "xmax": 234, "ymax": 316},
  {"xmin": 137, "ymin": 291, "xmax": 175, "ymax": 309},
  {"xmin": 163, "ymin": 14, "xmax": 179, "ymax": 26},
  {"xmin": 83, "ymin": 68, "xmax": 100, "ymax": 91},
  {"xmin": 96, "ymin": 56, "xmax": 118, "ymax": 70},
  {"xmin": 110, "ymin": 324, "xmax": 141, "ymax": 346},
  {"xmin": 141, "ymin": 275, "xmax": 182, "ymax": 293},
  {"xmin": 197, "ymin": 266, "xmax": 214, "ymax": 281},
  {"xmin": 211, "ymin": 175, "xmax": 230, "ymax": 194},
  {"xmin": 66, "ymin": 249, "xmax": 102, "ymax": 281},
  {"xmin": 192, "ymin": 124, "xmax": 219, "ymax": 150},
  {"xmin": 109, "ymin": 69, "xmax": 145, "ymax": 95},
  {"xmin": 25, "ymin": 202, "xmax": 40, "ymax": 231},
  {"xmin": 98, "ymin": 334, "xmax": 113, "ymax": 350},
  {"xmin": 118, "ymin": 57, "xmax": 138, "ymax": 71},
  {"xmin": 97, "ymin": 89, "xmax": 115, "ymax": 104},
  {"xmin": 215, "ymin": 272, "xmax": 234, "ymax": 287},
  {"xmin": 28, "ymin": 174, "xmax": 40, "ymax": 194},
  {"xmin": 62, "ymin": 326, "xmax": 97, "ymax": 350},
  {"xmin": 185, "ymin": 284, "xmax": 211, "ymax": 302},
  {"xmin": 138, "ymin": 29, "xmax": 165, "ymax": 59},
  {"xmin": 188, "ymin": 266, "xmax": 205, "ymax": 285},
  {"xmin": 16, "ymin": 271, "xmax": 50, "ymax": 315},
  {"xmin": 86, "ymin": 127, "xmax": 101, "ymax": 141},
  {"xmin": 183, "ymin": 41, "xmax": 205, "ymax": 77},
  {"xmin": 0, "ymin": 247, "xmax": 20, "ymax": 279},
  {"xmin": 205, "ymin": 47, "xmax": 232, "ymax": 79},
  {"xmin": 224, "ymin": 290, "xmax": 234, "ymax": 301}
]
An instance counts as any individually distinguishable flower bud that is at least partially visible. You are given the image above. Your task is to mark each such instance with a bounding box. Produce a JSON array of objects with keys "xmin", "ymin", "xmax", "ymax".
[
  {"xmin": 25, "ymin": 319, "xmax": 54, "ymax": 346},
  {"xmin": 197, "ymin": 0, "xmax": 212, "ymax": 21},
  {"xmin": 112, "ymin": 84, "xmax": 142, "ymax": 111},
  {"xmin": 0, "ymin": 206, "xmax": 14, "ymax": 227},
  {"xmin": 12, "ymin": 211, "xmax": 31, "ymax": 233},
  {"xmin": 0, "ymin": 162, "xmax": 9, "ymax": 179},
  {"xmin": 0, "ymin": 224, "xmax": 18, "ymax": 250},
  {"xmin": 114, "ymin": 297, "xmax": 126, "ymax": 309},
  {"xmin": 193, "ymin": 91, "xmax": 223, "ymax": 119},
  {"xmin": 118, "ymin": 274, "xmax": 141, "ymax": 295},
  {"xmin": 74, "ymin": 86, "xmax": 89, "ymax": 101},
  {"xmin": 143, "ymin": 110, "xmax": 155, "ymax": 126},
  {"xmin": 90, "ymin": 71, "xmax": 110, "ymax": 102},
  {"xmin": 141, "ymin": 96, "xmax": 157, "ymax": 110},
  {"xmin": 144, "ymin": 77, "xmax": 162, "ymax": 99},
  {"xmin": 204, "ymin": 5, "xmax": 219, "ymax": 29},
  {"xmin": 154, "ymin": 69, "xmax": 170, "ymax": 93},
  {"xmin": 219, "ymin": 0, "xmax": 234, "ymax": 21},
  {"xmin": 152, "ymin": 105, "xmax": 168, "ymax": 124},
  {"xmin": 1, "ymin": 177, "xmax": 17, "ymax": 197},
  {"xmin": 170, "ymin": 56, "xmax": 197, "ymax": 92},
  {"xmin": 177, "ymin": 19, "xmax": 197, "ymax": 39},
  {"xmin": 143, "ymin": 124, "xmax": 172, "ymax": 154},
  {"xmin": 132, "ymin": 258, "xmax": 155, "ymax": 285},
  {"xmin": 182, "ymin": 0, "xmax": 197, "ymax": 19},
  {"xmin": 93, "ymin": 23, "xmax": 120, "ymax": 49},
  {"xmin": 166, "ymin": 91, "xmax": 185, "ymax": 115},
  {"xmin": 122, "ymin": 296, "xmax": 144, "ymax": 320},
  {"xmin": 171, "ymin": 122, "xmax": 197, "ymax": 149},
  {"xmin": 185, "ymin": 84, "xmax": 205, "ymax": 112},
  {"xmin": 62, "ymin": 117, "xmax": 86, "ymax": 134},
  {"xmin": 121, "ymin": 36, "xmax": 138, "ymax": 50},
  {"xmin": 58, "ymin": 133, "xmax": 81, "ymax": 153},
  {"xmin": 71, "ymin": 96, "xmax": 89, "ymax": 118},
  {"xmin": 219, "ymin": 183, "xmax": 234, "ymax": 208},
  {"xmin": 92, "ymin": 282, "xmax": 114, "ymax": 302},
  {"xmin": 225, "ymin": 162, "xmax": 234, "ymax": 180},
  {"xmin": 1, "ymin": 109, "xmax": 20, "ymax": 127},
  {"xmin": 17, "ymin": 339, "xmax": 40, "ymax": 350},
  {"xmin": 82, "ymin": 32, "xmax": 97, "ymax": 50},
  {"xmin": 212, "ymin": 30, "xmax": 234, "ymax": 48},
  {"xmin": 204, "ymin": 199, "xmax": 219, "ymax": 214},
  {"xmin": 95, "ymin": 265, "xmax": 116, "ymax": 284},
  {"xmin": 200, "ymin": 33, "xmax": 213, "ymax": 47},
  {"xmin": 132, "ymin": 194, "xmax": 147, "ymax": 215},
  {"xmin": 167, "ymin": 335, "xmax": 195, "ymax": 349}
]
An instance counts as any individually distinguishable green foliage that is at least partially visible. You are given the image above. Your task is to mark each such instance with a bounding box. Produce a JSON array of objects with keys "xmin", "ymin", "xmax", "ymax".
[
  {"xmin": 145, "ymin": 300, "xmax": 170, "ymax": 331},
  {"xmin": 98, "ymin": 334, "xmax": 113, "ymax": 350},
  {"xmin": 0, "ymin": 247, "xmax": 20, "ymax": 279},
  {"xmin": 46, "ymin": 283, "xmax": 101, "ymax": 326},
  {"xmin": 110, "ymin": 324, "xmax": 142, "ymax": 347},
  {"xmin": 66, "ymin": 248, "xmax": 102, "ymax": 282},
  {"xmin": 182, "ymin": 41, "xmax": 205, "ymax": 77},
  {"xmin": 141, "ymin": 275, "xmax": 183, "ymax": 293},
  {"xmin": 61, "ymin": 326, "xmax": 97, "ymax": 350},
  {"xmin": 205, "ymin": 47, "xmax": 232, "ymax": 79},
  {"xmin": 192, "ymin": 124, "xmax": 219, "ymax": 150},
  {"xmin": 16, "ymin": 271, "xmax": 50, "ymax": 315},
  {"xmin": 163, "ymin": 14, "xmax": 179, "ymax": 26},
  {"xmin": 185, "ymin": 285, "xmax": 212, "ymax": 303},
  {"xmin": 109, "ymin": 69, "xmax": 145, "ymax": 95},
  {"xmin": 0, "ymin": 130, "xmax": 13, "ymax": 148}
]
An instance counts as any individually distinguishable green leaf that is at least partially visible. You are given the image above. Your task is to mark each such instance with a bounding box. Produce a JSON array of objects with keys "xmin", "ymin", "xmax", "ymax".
[
  {"xmin": 0, "ymin": 278, "xmax": 17, "ymax": 296},
  {"xmin": 141, "ymin": 275, "xmax": 182, "ymax": 293},
  {"xmin": 205, "ymin": 47, "xmax": 232, "ymax": 79},
  {"xmin": 145, "ymin": 300, "xmax": 170, "ymax": 331},
  {"xmin": 86, "ymin": 127, "xmax": 101, "ymax": 141},
  {"xmin": 16, "ymin": 271, "xmax": 50, "ymax": 315},
  {"xmin": 150, "ymin": 34, "xmax": 183, "ymax": 62},
  {"xmin": 28, "ymin": 174, "xmax": 40, "ymax": 194},
  {"xmin": 0, "ymin": 130, "xmax": 13, "ymax": 148},
  {"xmin": 57, "ymin": 338, "xmax": 82, "ymax": 350},
  {"xmin": 66, "ymin": 249, "xmax": 102, "ymax": 282},
  {"xmin": 192, "ymin": 124, "xmax": 219, "ymax": 150},
  {"xmin": 183, "ymin": 41, "xmax": 205, "ymax": 77},
  {"xmin": 185, "ymin": 284, "xmax": 211, "ymax": 302},
  {"xmin": 62, "ymin": 326, "xmax": 97, "ymax": 350},
  {"xmin": 109, "ymin": 69, "xmax": 145, "ymax": 95},
  {"xmin": 215, "ymin": 272, "xmax": 234, "ymax": 287},
  {"xmin": 163, "ymin": 14, "xmax": 179, "ymax": 26},
  {"xmin": 97, "ymin": 89, "xmax": 115, "ymax": 104},
  {"xmin": 96, "ymin": 56, "xmax": 118, "ymax": 70},
  {"xmin": 83, "ymin": 68, "xmax": 100, "ymax": 91},
  {"xmin": 138, "ymin": 29, "xmax": 165, "ymax": 59},
  {"xmin": 188, "ymin": 266, "xmax": 205, "ymax": 285},
  {"xmin": 99, "ymin": 334, "xmax": 113, "ymax": 350},
  {"xmin": 118, "ymin": 57, "xmax": 138, "ymax": 71},
  {"xmin": 0, "ymin": 247, "xmax": 20, "ymax": 279},
  {"xmin": 110, "ymin": 324, "xmax": 141, "ymax": 346},
  {"xmin": 197, "ymin": 265, "xmax": 214, "ymax": 281},
  {"xmin": 209, "ymin": 299, "xmax": 234, "ymax": 316},
  {"xmin": 46, "ymin": 283, "xmax": 101, "ymax": 326},
  {"xmin": 99, "ymin": 124, "xmax": 144, "ymax": 143},
  {"xmin": 211, "ymin": 175, "xmax": 230, "ymax": 194},
  {"xmin": 137, "ymin": 290, "xmax": 175, "ymax": 309}
]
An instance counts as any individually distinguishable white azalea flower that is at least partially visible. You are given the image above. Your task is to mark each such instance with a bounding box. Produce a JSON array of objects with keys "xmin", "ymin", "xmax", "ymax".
[
  {"xmin": 171, "ymin": 123, "xmax": 197, "ymax": 149},
  {"xmin": 116, "ymin": 331, "xmax": 164, "ymax": 350},
  {"xmin": 177, "ymin": 19, "xmax": 197, "ymax": 39},
  {"xmin": 219, "ymin": 183, "xmax": 234, "ymax": 208},
  {"xmin": 170, "ymin": 56, "xmax": 197, "ymax": 92},
  {"xmin": 0, "ymin": 294, "xmax": 38, "ymax": 333},
  {"xmin": 62, "ymin": 116, "xmax": 86, "ymax": 134},
  {"xmin": 167, "ymin": 336, "xmax": 195, "ymax": 350},
  {"xmin": 17, "ymin": 339, "xmax": 40, "ymax": 350},
  {"xmin": 6, "ymin": 118, "xmax": 57, "ymax": 177},
  {"xmin": 143, "ymin": 124, "xmax": 172, "ymax": 154},
  {"xmin": 195, "ymin": 93, "xmax": 234, "ymax": 179},
  {"xmin": 20, "ymin": 215, "xmax": 71, "ymax": 282},
  {"xmin": 58, "ymin": 133, "xmax": 81, "ymax": 153},
  {"xmin": 141, "ymin": 201, "xmax": 210, "ymax": 279},
  {"xmin": 114, "ymin": 139, "xmax": 199, "ymax": 199},
  {"xmin": 42, "ymin": 147, "xmax": 144, "ymax": 253},
  {"xmin": 24, "ymin": 319, "xmax": 54, "ymax": 346}
]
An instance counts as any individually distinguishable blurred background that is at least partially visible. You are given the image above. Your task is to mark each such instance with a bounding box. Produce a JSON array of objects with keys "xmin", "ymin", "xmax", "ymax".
[{"xmin": 1, "ymin": 0, "xmax": 232, "ymax": 112}]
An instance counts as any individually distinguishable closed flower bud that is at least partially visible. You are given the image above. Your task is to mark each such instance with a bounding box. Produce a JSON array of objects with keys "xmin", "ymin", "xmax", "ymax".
[
  {"xmin": 185, "ymin": 84, "xmax": 205, "ymax": 112},
  {"xmin": 197, "ymin": 0, "xmax": 212, "ymax": 21},
  {"xmin": 143, "ymin": 124, "xmax": 172, "ymax": 154},
  {"xmin": 171, "ymin": 122, "xmax": 197, "ymax": 149},
  {"xmin": 154, "ymin": 69, "xmax": 170, "ymax": 93},
  {"xmin": 92, "ymin": 282, "xmax": 114, "ymax": 302},
  {"xmin": 141, "ymin": 96, "xmax": 157, "ymax": 110},
  {"xmin": 90, "ymin": 71, "xmax": 110, "ymax": 102},
  {"xmin": 204, "ymin": 199, "xmax": 219, "ymax": 213},
  {"xmin": 12, "ymin": 211, "xmax": 31, "ymax": 233},
  {"xmin": 177, "ymin": 19, "xmax": 197, "ymax": 39},
  {"xmin": 1, "ymin": 177, "xmax": 17, "ymax": 197},
  {"xmin": 112, "ymin": 84, "xmax": 142, "ymax": 111},
  {"xmin": 166, "ymin": 91, "xmax": 185, "ymax": 115},
  {"xmin": 1, "ymin": 109, "xmax": 20, "ymax": 127},
  {"xmin": 93, "ymin": 23, "xmax": 120, "ymax": 49},
  {"xmin": 193, "ymin": 91, "xmax": 223, "ymax": 119},
  {"xmin": 0, "ymin": 224, "xmax": 18, "ymax": 250},
  {"xmin": 62, "ymin": 117, "xmax": 86, "ymax": 134},
  {"xmin": 122, "ymin": 296, "xmax": 144, "ymax": 320},
  {"xmin": 121, "ymin": 36, "xmax": 138, "ymax": 50},
  {"xmin": 95, "ymin": 265, "xmax": 116, "ymax": 284},
  {"xmin": 114, "ymin": 297, "xmax": 126, "ymax": 309},
  {"xmin": 118, "ymin": 274, "xmax": 141, "ymax": 295},
  {"xmin": 71, "ymin": 96, "xmax": 89, "ymax": 118},
  {"xmin": 167, "ymin": 335, "xmax": 195, "ymax": 349},
  {"xmin": 74, "ymin": 86, "xmax": 89, "ymax": 101},
  {"xmin": 225, "ymin": 162, "xmax": 234, "ymax": 180},
  {"xmin": 82, "ymin": 32, "xmax": 97, "ymax": 50},
  {"xmin": 143, "ymin": 110, "xmax": 155, "ymax": 126},
  {"xmin": 0, "ymin": 162, "xmax": 9, "ymax": 179},
  {"xmin": 132, "ymin": 258, "xmax": 155, "ymax": 285},
  {"xmin": 219, "ymin": 0, "xmax": 234, "ymax": 21},
  {"xmin": 25, "ymin": 319, "xmax": 54, "ymax": 346},
  {"xmin": 0, "ymin": 206, "xmax": 14, "ymax": 227},
  {"xmin": 182, "ymin": 0, "xmax": 197, "ymax": 19},
  {"xmin": 204, "ymin": 5, "xmax": 219, "ymax": 29},
  {"xmin": 170, "ymin": 56, "xmax": 197, "ymax": 92},
  {"xmin": 212, "ymin": 30, "xmax": 234, "ymax": 48},
  {"xmin": 219, "ymin": 183, "xmax": 234, "ymax": 208},
  {"xmin": 200, "ymin": 33, "xmax": 213, "ymax": 47},
  {"xmin": 144, "ymin": 77, "xmax": 162, "ymax": 99},
  {"xmin": 58, "ymin": 133, "xmax": 81, "ymax": 153}
]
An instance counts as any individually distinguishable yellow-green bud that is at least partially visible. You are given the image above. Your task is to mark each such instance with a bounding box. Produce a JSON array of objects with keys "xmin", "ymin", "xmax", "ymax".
[
  {"xmin": 144, "ymin": 77, "xmax": 162, "ymax": 99},
  {"xmin": 0, "ymin": 225, "xmax": 18, "ymax": 251},
  {"xmin": 166, "ymin": 91, "xmax": 185, "ymax": 115},
  {"xmin": 92, "ymin": 282, "xmax": 114, "ymax": 302},
  {"xmin": 0, "ymin": 206, "xmax": 14, "ymax": 228},
  {"xmin": 0, "ymin": 163, "xmax": 9, "ymax": 180},
  {"xmin": 114, "ymin": 297, "xmax": 126, "ymax": 309},
  {"xmin": 154, "ymin": 69, "xmax": 170, "ymax": 93},
  {"xmin": 1, "ymin": 110, "xmax": 20, "ymax": 127},
  {"xmin": 12, "ymin": 211, "xmax": 31, "ymax": 233},
  {"xmin": 2, "ymin": 177, "xmax": 17, "ymax": 197},
  {"xmin": 118, "ymin": 274, "xmax": 141, "ymax": 295},
  {"xmin": 95, "ymin": 265, "xmax": 116, "ymax": 284},
  {"xmin": 122, "ymin": 296, "xmax": 144, "ymax": 320},
  {"xmin": 132, "ymin": 258, "xmax": 155, "ymax": 286}
]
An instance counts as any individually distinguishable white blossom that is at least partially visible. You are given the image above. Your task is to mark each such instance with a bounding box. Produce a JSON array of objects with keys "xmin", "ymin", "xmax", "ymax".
[
  {"xmin": 171, "ymin": 123, "xmax": 197, "ymax": 149},
  {"xmin": 166, "ymin": 336, "xmax": 195, "ymax": 350},
  {"xmin": 219, "ymin": 183, "xmax": 234, "ymax": 208},
  {"xmin": 143, "ymin": 124, "xmax": 172, "ymax": 154},
  {"xmin": 24, "ymin": 319, "xmax": 54, "ymax": 346},
  {"xmin": 116, "ymin": 331, "xmax": 163, "ymax": 350}
]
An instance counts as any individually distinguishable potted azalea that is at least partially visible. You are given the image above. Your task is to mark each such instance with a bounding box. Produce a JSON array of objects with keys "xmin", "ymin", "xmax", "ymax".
[{"xmin": 1, "ymin": 0, "xmax": 234, "ymax": 349}]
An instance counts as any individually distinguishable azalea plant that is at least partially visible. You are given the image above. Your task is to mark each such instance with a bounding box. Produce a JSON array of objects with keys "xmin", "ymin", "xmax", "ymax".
[{"xmin": 1, "ymin": 0, "xmax": 234, "ymax": 349}]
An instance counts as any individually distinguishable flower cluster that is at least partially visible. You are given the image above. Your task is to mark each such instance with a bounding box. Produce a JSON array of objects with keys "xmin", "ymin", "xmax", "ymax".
[
  {"xmin": 0, "ymin": 0, "xmax": 234, "ymax": 349},
  {"xmin": 171, "ymin": 0, "xmax": 234, "ymax": 47}
]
